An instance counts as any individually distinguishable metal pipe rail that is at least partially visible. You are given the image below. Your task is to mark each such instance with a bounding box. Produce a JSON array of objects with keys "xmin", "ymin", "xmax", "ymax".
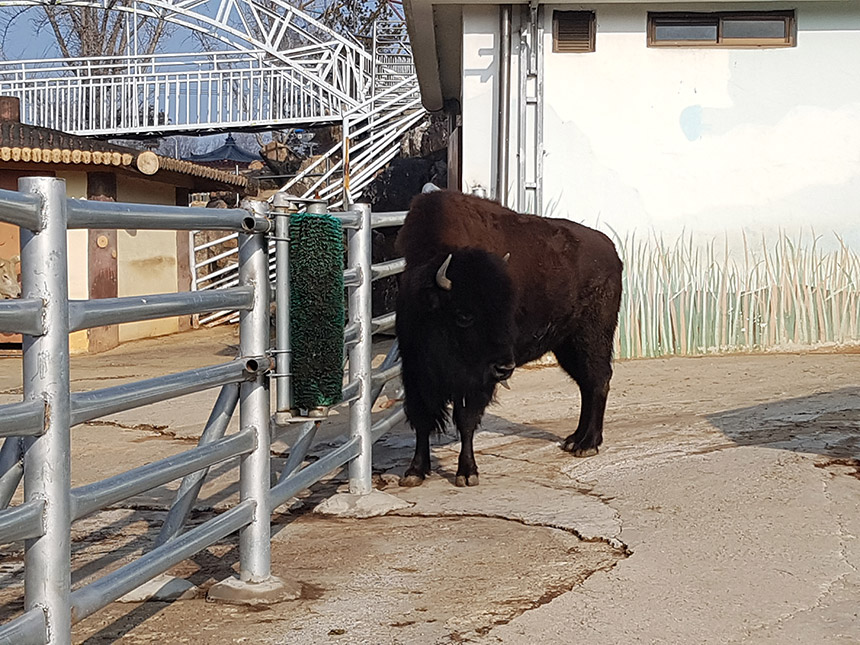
[
  {"xmin": 0, "ymin": 176, "xmax": 411, "ymax": 645},
  {"xmin": 0, "ymin": 499, "xmax": 44, "ymax": 543},
  {"xmin": 68, "ymin": 287, "xmax": 255, "ymax": 332},
  {"xmin": 69, "ymin": 359, "xmax": 264, "ymax": 426},
  {"xmin": 66, "ymin": 199, "xmax": 270, "ymax": 232},
  {"xmin": 0, "ymin": 177, "xmax": 279, "ymax": 645},
  {"xmin": 0, "ymin": 298, "xmax": 45, "ymax": 336},
  {"xmin": 70, "ymin": 501, "xmax": 256, "ymax": 623},
  {"xmin": 70, "ymin": 432, "xmax": 256, "ymax": 521},
  {"xmin": 0, "ymin": 401, "xmax": 46, "ymax": 439}
]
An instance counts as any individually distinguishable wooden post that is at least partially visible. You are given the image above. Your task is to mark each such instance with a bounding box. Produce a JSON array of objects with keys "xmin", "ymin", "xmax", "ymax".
[
  {"xmin": 86, "ymin": 172, "xmax": 119, "ymax": 353},
  {"xmin": 175, "ymin": 188, "xmax": 194, "ymax": 331}
]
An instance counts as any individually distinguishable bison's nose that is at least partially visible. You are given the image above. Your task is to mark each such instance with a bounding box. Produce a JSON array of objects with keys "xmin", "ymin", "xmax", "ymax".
[{"xmin": 491, "ymin": 361, "xmax": 515, "ymax": 383}]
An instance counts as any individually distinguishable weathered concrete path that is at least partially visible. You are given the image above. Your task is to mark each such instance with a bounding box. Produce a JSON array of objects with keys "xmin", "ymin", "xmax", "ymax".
[{"xmin": 0, "ymin": 329, "xmax": 857, "ymax": 643}]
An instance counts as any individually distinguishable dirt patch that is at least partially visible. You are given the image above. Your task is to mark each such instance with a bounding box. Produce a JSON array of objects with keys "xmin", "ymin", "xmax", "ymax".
[{"xmin": 44, "ymin": 513, "xmax": 622, "ymax": 644}]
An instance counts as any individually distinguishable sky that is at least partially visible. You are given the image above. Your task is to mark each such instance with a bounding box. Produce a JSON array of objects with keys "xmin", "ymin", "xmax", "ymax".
[
  {"xmin": 0, "ymin": 5, "xmax": 264, "ymax": 155},
  {"xmin": 0, "ymin": 6, "xmax": 205, "ymax": 61}
]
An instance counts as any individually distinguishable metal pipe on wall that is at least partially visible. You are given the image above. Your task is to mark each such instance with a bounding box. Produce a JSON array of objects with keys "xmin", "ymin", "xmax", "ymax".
[{"xmin": 496, "ymin": 5, "xmax": 512, "ymax": 206}]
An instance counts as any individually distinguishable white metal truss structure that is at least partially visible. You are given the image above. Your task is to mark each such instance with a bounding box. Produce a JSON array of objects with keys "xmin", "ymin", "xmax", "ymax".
[
  {"xmin": 0, "ymin": 3, "xmax": 424, "ymax": 325},
  {"xmin": 193, "ymin": 19, "xmax": 424, "ymax": 328},
  {"xmin": 276, "ymin": 19, "xmax": 425, "ymax": 207},
  {"xmin": 0, "ymin": 0, "xmax": 375, "ymax": 136}
]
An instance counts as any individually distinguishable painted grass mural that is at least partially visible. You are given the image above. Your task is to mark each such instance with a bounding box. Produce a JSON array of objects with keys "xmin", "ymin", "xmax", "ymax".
[{"xmin": 614, "ymin": 232, "xmax": 860, "ymax": 359}]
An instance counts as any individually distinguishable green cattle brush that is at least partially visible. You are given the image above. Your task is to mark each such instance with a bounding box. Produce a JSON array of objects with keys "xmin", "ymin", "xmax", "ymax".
[{"xmin": 288, "ymin": 211, "xmax": 345, "ymax": 411}]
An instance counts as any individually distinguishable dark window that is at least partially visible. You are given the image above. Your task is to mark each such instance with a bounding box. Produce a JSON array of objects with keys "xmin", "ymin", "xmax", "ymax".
[
  {"xmin": 553, "ymin": 11, "xmax": 596, "ymax": 53},
  {"xmin": 648, "ymin": 11, "xmax": 795, "ymax": 48}
]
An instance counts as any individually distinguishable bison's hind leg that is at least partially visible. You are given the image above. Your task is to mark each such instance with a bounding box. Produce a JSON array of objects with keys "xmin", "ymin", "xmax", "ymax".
[{"xmin": 553, "ymin": 336, "xmax": 614, "ymax": 457}]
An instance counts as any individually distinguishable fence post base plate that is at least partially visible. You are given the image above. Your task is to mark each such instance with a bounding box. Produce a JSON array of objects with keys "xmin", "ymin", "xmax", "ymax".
[{"xmin": 207, "ymin": 575, "xmax": 301, "ymax": 605}]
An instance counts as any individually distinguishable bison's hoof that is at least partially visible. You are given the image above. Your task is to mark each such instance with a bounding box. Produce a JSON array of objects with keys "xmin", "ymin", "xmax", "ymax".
[
  {"xmin": 562, "ymin": 438, "xmax": 599, "ymax": 457},
  {"xmin": 399, "ymin": 474, "xmax": 426, "ymax": 487},
  {"xmin": 455, "ymin": 473, "xmax": 479, "ymax": 487}
]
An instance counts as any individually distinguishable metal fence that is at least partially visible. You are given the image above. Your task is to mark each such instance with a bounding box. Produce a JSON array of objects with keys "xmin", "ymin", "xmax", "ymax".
[{"xmin": 0, "ymin": 177, "xmax": 406, "ymax": 645}]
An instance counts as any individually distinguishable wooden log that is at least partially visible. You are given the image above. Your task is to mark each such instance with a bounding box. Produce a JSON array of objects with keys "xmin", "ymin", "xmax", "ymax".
[{"xmin": 136, "ymin": 151, "xmax": 159, "ymax": 175}]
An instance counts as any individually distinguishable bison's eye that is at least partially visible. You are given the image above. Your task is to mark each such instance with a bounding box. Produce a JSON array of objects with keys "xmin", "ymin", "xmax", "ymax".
[{"xmin": 455, "ymin": 311, "xmax": 475, "ymax": 328}]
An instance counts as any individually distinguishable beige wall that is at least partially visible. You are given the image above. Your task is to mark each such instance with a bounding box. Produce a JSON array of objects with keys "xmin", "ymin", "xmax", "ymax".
[
  {"xmin": 55, "ymin": 172, "xmax": 90, "ymax": 353},
  {"xmin": 117, "ymin": 176, "xmax": 180, "ymax": 343},
  {"xmin": 67, "ymin": 229, "xmax": 89, "ymax": 353},
  {"xmin": 1, "ymin": 169, "xmax": 188, "ymax": 351},
  {"xmin": 57, "ymin": 171, "xmax": 86, "ymax": 199}
]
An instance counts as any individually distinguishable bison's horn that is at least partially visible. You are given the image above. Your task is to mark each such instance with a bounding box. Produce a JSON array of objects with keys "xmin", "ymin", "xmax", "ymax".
[
  {"xmin": 436, "ymin": 253, "xmax": 453, "ymax": 290},
  {"xmin": 502, "ymin": 252, "xmax": 510, "ymax": 262}
]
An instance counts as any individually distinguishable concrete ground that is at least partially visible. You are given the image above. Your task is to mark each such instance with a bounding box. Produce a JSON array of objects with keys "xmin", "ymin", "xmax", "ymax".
[{"xmin": 0, "ymin": 327, "xmax": 858, "ymax": 644}]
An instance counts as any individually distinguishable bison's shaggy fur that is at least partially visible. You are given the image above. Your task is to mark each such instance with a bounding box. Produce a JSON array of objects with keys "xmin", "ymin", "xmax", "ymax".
[{"xmin": 396, "ymin": 190, "xmax": 623, "ymax": 487}]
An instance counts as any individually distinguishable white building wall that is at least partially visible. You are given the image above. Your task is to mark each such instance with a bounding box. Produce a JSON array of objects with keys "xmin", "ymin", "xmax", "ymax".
[
  {"xmin": 540, "ymin": 2, "xmax": 860, "ymax": 251},
  {"xmin": 462, "ymin": 6, "xmax": 502, "ymax": 196},
  {"xmin": 461, "ymin": 2, "xmax": 860, "ymax": 251}
]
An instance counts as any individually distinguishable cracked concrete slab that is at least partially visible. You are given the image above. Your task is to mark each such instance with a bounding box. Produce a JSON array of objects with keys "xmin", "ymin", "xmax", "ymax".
[
  {"xmin": 393, "ymin": 466, "xmax": 624, "ymax": 547},
  {"xmin": 1, "ymin": 328, "xmax": 858, "ymax": 644}
]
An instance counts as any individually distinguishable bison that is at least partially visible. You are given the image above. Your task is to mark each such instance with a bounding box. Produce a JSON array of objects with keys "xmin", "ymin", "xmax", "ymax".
[{"xmin": 395, "ymin": 190, "xmax": 623, "ymax": 487}]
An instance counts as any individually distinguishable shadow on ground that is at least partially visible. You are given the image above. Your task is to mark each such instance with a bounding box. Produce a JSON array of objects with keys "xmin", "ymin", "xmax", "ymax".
[{"xmin": 706, "ymin": 387, "xmax": 860, "ymax": 468}]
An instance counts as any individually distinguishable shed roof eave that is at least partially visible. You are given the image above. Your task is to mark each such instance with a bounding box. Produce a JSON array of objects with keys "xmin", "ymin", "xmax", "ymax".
[{"xmin": 405, "ymin": 0, "xmax": 445, "ymax": 112}]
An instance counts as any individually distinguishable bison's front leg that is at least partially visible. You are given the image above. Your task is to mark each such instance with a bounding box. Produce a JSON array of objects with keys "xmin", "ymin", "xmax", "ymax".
[
  {"xmin": 452, "ymin": 393, "xmax": 492, "ymax": 487},
  {"xmin": 400, "ymin": 421, "xmax": 433, "ymax": 487}
]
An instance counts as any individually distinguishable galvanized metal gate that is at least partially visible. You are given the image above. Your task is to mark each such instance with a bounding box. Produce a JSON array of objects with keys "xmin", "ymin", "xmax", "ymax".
[{"xmin": 0, "ymin": 177, "xmax": 405, "ymax": 645}]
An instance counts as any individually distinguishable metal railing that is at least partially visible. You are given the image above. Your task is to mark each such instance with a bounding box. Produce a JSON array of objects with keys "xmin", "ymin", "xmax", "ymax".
[
  {"xmin": 0, "ymin": 0, "xmax": 378, "ymax": 137},
  {"xmin": 0, "ymin": 46, "xmax": 370, "ymax": 136},
  {"xmin": 0, "ymin": 177, "xmax": 407, "ymax": 645}
]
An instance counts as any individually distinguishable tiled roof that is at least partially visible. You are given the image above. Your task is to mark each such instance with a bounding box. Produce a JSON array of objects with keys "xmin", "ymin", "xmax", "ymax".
[
  {"xmin": 1, "ymin": 121, "xmax": 136, "ymax": 155},
  {"xmin": 0, "ymin": 121, "xmax": 257, "ymax": 193}
]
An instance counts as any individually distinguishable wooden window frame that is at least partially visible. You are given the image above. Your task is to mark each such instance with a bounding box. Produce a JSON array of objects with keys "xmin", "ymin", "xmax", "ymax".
[
  {"xmin": 553, "ymin": 11, "xmax": 596, "ymax": 54},
  {"xmin": 648, "ymin": 11, "xmax": 796, "ymax": 48}
]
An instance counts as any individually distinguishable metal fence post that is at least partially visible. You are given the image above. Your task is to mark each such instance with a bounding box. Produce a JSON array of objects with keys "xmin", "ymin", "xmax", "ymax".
[
  {"xmin": 20, "ymin": 176, "xmax": 72, "ymax": 644},
  {"xmin": 272, "ymin": 193, "xmax": 294, "ymax": 419},
  {"xmin": 347, "ymin": 203, "xmax": 373, "ymax": 495},
  {"xmin": 237, "ymin": 223, "xmax": 273, "ymax": 583}
]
